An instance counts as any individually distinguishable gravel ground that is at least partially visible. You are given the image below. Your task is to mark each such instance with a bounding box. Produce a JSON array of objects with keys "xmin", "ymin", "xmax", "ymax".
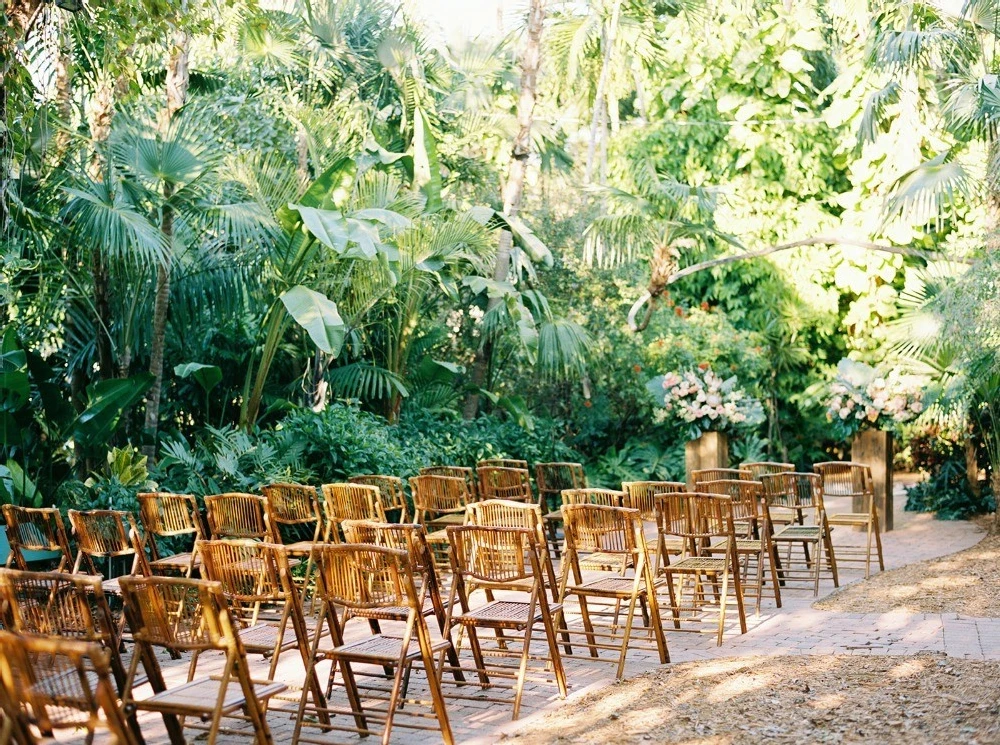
[
  {"xmin": 507, "ymin": 654, "xmax": 1000, "ymax": 745},
  {"xmin": 815, "ymin": 530, "xmax": 1000, "ymax": 616}
]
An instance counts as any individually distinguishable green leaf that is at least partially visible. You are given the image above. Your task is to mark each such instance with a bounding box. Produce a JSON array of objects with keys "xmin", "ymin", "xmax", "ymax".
[
  {"xmin": 74, "ymin": 374, "xmax": 154, "ymax": 450},
  {"xmin": 277, "ymin": 155, "xmax": 356, "ymax": 231},
  {"xmin": 280, "ymin": 285, "xmax": 346, "ymax": 355},
  {"xmin": 4, "ymin": 460, "xmax": 40, "ymax": 507},
  {"xmin": 466, "ymin": 207, "xmax": 554, "ymax": 267},
  {"xmin": 174, "ymin": 363, "xmax": 223, "ymax": 393},
  {"xmin": 463, "ymin": 276, "xmax": 518, "ymax": 299},
  {"xmin": 290, "ymin": 205, "xmax": 349, "ymax": 251},
  {"xmin": 413, "ymin": 106, "xmax": 443, "ymax": 212}
]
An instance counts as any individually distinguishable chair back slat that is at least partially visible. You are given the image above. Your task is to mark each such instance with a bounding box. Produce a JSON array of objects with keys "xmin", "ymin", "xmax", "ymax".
[
  {"xmin": 410, "ymin": 474, "xmax": 470, "ymax": 521},
  {"xmin": 561, "ymin": 488, "xmax": 625, "ymax": 507},
  {"xmin": 761, "ymin": 472, "xmax": 825, "ymax": 511},
  {"xmin": 137, "ymin": 493, "xmax": 200, "ymax": 537},
  {"xmin": 1, "ymin": 505, "xmax": 72, "ymax": 570},
  {"xmin": 740, "ymin": 461, "xmax": 794, "ymax": 480},
  {"xmin": 692, "ymin": 468, "xmax": 752, "ymax": 486},
  {"xmin": 118, "ymin": 576, "xmax": 233, "ymax": 651},
  {"xmin": 311, "ymin": 544, "xmax": 409, "ymax": 611},
  {"xmin": 321, "ymin": 483, "xmax": 388, "ymax": 527},
  {"xmin": 419, "ymin": 465, "xmax": 477, "ymax": 500},
  {"xmin": 813, "ymin": 461, "xmax": 872, "ymax": 501},
  {"xmin": 561, "ymin": 503, "xmax": 638, "ymax": 555},
  {"xmin": 348, "ymin": 475, "xmax": 408, "ymax": 520},
  {"xmin": 622, "ymin": 481, "xmax": 686, "ymax": 521},
  {"xmin": 204, "ymin": 493, "xmax": 270, "ymax": 541},
  {"xmin": 477, "ymin": 458, "xmax": 529, "ymax": 471},
  {"xmin": 447, "ymin": 525, "xmax": 535, "ymax": 583},
  {"xmin": 477, "ymin": 466, "xmax": 532, "ymax": 502},
  {"xmin": 698, "ymin": 479, "xmax": 763, "ymax": 523}
]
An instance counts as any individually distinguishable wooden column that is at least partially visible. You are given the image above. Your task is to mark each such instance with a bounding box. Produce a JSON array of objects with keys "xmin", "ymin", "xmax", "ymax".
[
  {"xmin": 851, "ymin": 429, "xmax": 893, "ymax": 532},
  {"xmin": 685, "ymin": 431, "xmax": 729, "ymax": 490}
]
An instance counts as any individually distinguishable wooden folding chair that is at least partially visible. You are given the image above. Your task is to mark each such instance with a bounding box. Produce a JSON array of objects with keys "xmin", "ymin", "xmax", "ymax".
[
  {"xmin": 476, "ymin": 466, "xmax": 532, "ymax": 503},
  {"xmin": 320, "ymin": 483, "xmax": 387, "ymax": 542},
  {"xmin": 465, "ymin": 499, "xmax": 559, "ymax": 596},
  {"xmin": 410, "ymin": 474, "xmax": 471, "ymax": 572},
  {"xmin": 118, "ymin": 575, "xmax": 286, "ymax": 745},
  {"xmin": 655, "ymin": 492, "xmax": 748, "ymax": 645},
  {"xmin": 347, "ymin": 475, "xmax": 409, "ymax": 522},
  {"xmin": 691, "ymin": 468, "xmax": 751, "ymax": 487},
  {"xmin": 814, "ymin": 461, "xmax": 885, "ymax": 578},
  {"xmin": 0, "ymin": 569, "xmax": 128, "ymax": 696},
  {"xmin": 2, "ymin": 505, "xmax": 73, "ymax": 572},
  {"xmin": 444, "ymin": 525, "xmax": 567, "ymax": 720},
  {"xmin": 137, "ymin": 492, "xmax": 204, "ymax": 577},
  {"xmin": 559, "ymin": 504, "xmax": 668, "ymax": 680},
  {"xmin": 0, "ymin": 630, "xmax": 140, "ymax": 745},
  {"xmin": 740, "ymin": 461, "xmax": 794, "ymax": 480},
  {"xmin": 622, "ymin": 481, "xmax": 687, "ymax": 523},
  {"xmin": 477, "ymin": 458, "xmax": 529, "ymax": 471},
  {"xmin": 534, "ymin": 462, "xmax": 586, "ymax": 557},
  {"xmin": 205, "ymin": 493, "xmax": 271, "ymax": 541},
  {"xmin": 198, "ymin": 539, "xmax": 328, "ymax": 724},
  {"xmin": 419, "ymin": 466, "xmax": 477, "ymax": 502},
  {"xmin": 291, "ymin": 544, "xmax": 454, "ymax": 745},
  {"xmin": 761, "ymin": 472, "xmax": 839, "ymax": 595},
  {"xmin": 261, "ymin": 483, "xmax": 323, "ymax": 548},
  {"xmin": 698, "ymin": 479, "xmax": 782, "ymax": 613}
]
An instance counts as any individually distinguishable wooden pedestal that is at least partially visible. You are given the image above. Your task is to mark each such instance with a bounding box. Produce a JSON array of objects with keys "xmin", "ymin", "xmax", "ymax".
[
  {"xmin": 851, "ymin": 429, "xmax": 894, "ymax": 532},
  {"xmin": 685, "ymin": 431, "xmax": 729, "ymax": 490}
]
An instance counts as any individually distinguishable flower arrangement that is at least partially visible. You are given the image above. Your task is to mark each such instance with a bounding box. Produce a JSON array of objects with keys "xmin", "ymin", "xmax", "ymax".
[
  {"xmin": 826, "ymin": 359, "xmax": 925, "ymax": 437},
  {"xmin": 647, "ymin": 366, "xmax": 765, "ymax": 437}
]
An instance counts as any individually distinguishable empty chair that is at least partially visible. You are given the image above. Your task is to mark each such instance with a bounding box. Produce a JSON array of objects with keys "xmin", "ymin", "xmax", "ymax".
[
  {"xmin": 542, "ymin": 488, "xmax": 624, "ymax": 561},
  {"xmin": 348, "ymin": 474, "xmax": 409, "ymax": 521},
  {"xmin": 204, "ymin": 493, "xmax": 271, "ymax": 541},
  {"xmin": 761, "ymin": 472, "xmax": 839, "ymax": 595},
  {"xmin": 622, "ymin": 481, "xmax": 687, "ymax": 523},
  {"xmin": 477, "ymin": 466, "xmax": 532, "ymax": 503},
  {"xmin": 655, "ymin": 492, "xmax": 748, "ymax": 645},
  {"xmin": 410, "ymin": 474, "xmax": 472, "ymax": 571},
  {"xmin": 559, "ymin": 504, "xmax": 668, "ymax": 680},
  {"xmin": 477, "ymin": 458, "xmax": 529, "ymax": 471},
  {"xmin": 320, "ymin": 483, "xmax": 387, "ymax": 540},
  {"xmin": 445, "ymin": 525, "xmax": 567, "ymax": 720},
  {"xmin": 119, "ymin": 575, "xmax": 286, "ymax": 744},
  {"xmin": 814, "ymin": 461, "xmax": 884, "ymax": 578},
  {"xmin": 292, "ymin": 544, "xmax": 454, "ymax": 745},
  {"xmin": 419, "ymin": 465, "xmax": 477, "ymax": 501},
  {"xmin": 740, "ymin": 461, "xmax": 794, "ymax": 480},
  {"xmin": 137, "ymin": 491, "xmax": 204, "ymax": 576},
  {"xmin": 691, "ymin": 468, "xmax": 752, "ymax": 487},
  {"xmin": 261, "ymin": 482, "xmax": 323, "ymax": 548},
  {"xmin": 698, "ymin": 479, "xmax": 782, "ymax": 613},
  {"xmin": 2, "ymin": 505, "xmax": 73, "ymax": 572},
  {"xmin": 198, "ymin": 540, "xmax": 328, "ymax": 721},
  {"xmin": 535, "ymin": 462, "xmax": 586, "ymax": 555},
  {"xmin": 0, "ymin": 630, "xmax": 140, "ymax": 745},
  {"xmin": 466, "ymin": 499, "xmax": 559, "ymax": 594}
]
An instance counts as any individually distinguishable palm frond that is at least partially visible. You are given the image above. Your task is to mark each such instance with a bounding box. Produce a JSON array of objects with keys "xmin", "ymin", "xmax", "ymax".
[
  {"xmin": 881, "ymin": 152, "xmax": 977, "ymax": 229},
  {"xmin": 857, "ymin": 81, "xmax": 901, "ymax": 148},
  {"xmin": 327, "ymin": 361, "xmax": 409, "ymax": 401},
  {"xmin": 583, "ymin": 214, "xmax": 658, "ymax": 268},
  {"xmin": 536, "ymin": 318, "xmax": 591, "ymax": 382},
  {"xmin": 62, "ymin": 180, "xmax": 168, "ymax": 266}
]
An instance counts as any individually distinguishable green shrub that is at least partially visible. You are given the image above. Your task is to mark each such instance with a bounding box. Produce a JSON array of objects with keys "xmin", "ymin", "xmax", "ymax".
[{"xmin": 904, "ymin": 460, "xmax": 995, "ymax": 520}]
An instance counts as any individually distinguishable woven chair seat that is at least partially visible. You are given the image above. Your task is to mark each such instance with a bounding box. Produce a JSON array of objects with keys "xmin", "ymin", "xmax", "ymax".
[
  {"xmin": 568, "ymin": 576, "xmax": 659, "ymax": 597},
  {"xmin": 31, "ymin": 668, "xmax": 100, "ymax": 716},
  {"xmin": 667, "ymin": 556, "xmax": 728, "ymax": 572},
  {"xmin": 150, "ymin": 552, "xmax": 202, "ymax": 569},
  {"xmin": 543, "ymin": 510, "xmax": 562, "ymax": 522},
  {"xmin": 577, "ymin": 551, "xmax": 631, "ymax": 571},
  {"xmin": 428, "ymin": 513, "xmax": 465, "ymax": 529},
  {"xmin": 353, "ymin": 595, "xmax": 450, "ymax": 621},
  {"xmin": 238, "ymin": 622, "xmax": 299, "ymax": 651},
  {"xmin": 708, "ymin": 538, "xmax": 763, "ymax": 552},
  {"xmin": 324, "ymin": 633, "xmax": 452, "ymax": 664},
  {"xmin": 139, "ymin": 675, "xmax": 286, "ymax": 716},
  {"xmin": 454, "ymin": 600, "xmax": 562, "ymax": 629},
  {"xmin": 774, "ymin": 525, "xmax": 822, "ymax": 540},
  {"xmin": 827, "ymin": 512, "xmax": 871, "ymax": 525},
  {"xmin": 425, "ymin": 528, "xmax": 450, "ymax": 543}
]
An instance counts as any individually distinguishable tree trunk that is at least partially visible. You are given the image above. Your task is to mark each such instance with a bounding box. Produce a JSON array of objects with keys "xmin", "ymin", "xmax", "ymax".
[
  {"xmin": 463, "ymin": 0, "xmax": 547, "ymax": 420},
  {"xmin": 584, "ymin": 0, "xmax": 620, "ymax": 184},
  {"xmin": 143, "ymin": 26, "xmax": 189, "ymax": 458},
  {"xmin": 53, "ymin": 19, "xmax": 73, "ymax": 162}
]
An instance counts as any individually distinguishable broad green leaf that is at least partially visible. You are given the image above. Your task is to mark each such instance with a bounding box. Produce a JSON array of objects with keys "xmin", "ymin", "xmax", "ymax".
[
  {"xmin": 280, "ymin": 285, "xmax": 346, "ymax": 355},
  {"xmin": 277, "ymin": 156, "xmax": 356, "ymax": 231},
  {"xmin": 413, "ymin": 106, "xmax": 443, "ymax": 212},
  {"xmin": 290, "ymin": 205, "xmax": 349, "ymax": 251},
  {"xmin": 74, "ymin": 373, "xmax": 154, "ymax": 450},
  {"xmin": 174, "ymin": 362, "xmax": 223, "ymax": 393},
  {"xmin": 5, "ymin": 460, "xmax": 40, "ymax": 506},
  {"xmin": 463, "ymin": 276, "xmax": 518, "ymax": 299},
  {"xmin": 465, "ymin": 207, "xmax": 553, "ymax": 267},
  {"xmin": 352, "ymin": 208, "xmax": 412, "ymax": 231}
]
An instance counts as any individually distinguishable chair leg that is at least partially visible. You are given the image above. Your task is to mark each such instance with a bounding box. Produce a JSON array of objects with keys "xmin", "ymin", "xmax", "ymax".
[
  {"xmin": 511, "ymin": 621, "xmax": 536, "ymax": 720},
  {"xmin": 873, "ymin": 514, "xmax": 885, "ymax": 571},
  {"xmin": 812, "ymin": 539, "xmax": 822, "ymax": 597},
  {"xmin": 576, "ymin": 595, "xmax": 600, "ymax": 658},
  {"xmin": 716, "ymin": 569, "xmax": 729, "ymax": 646}
]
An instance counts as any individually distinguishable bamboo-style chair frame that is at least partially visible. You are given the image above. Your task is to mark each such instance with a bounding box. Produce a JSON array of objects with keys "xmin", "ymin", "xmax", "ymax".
[
  {"xmin": 2, "ymin": 505, "xmax": 73, "ymax": 572},
  {"xmin": 118, "ymin": 575, "xmax": 286, "ymax": 745},
  {"xmin": 558, "ymin": 504, "xmax": 669, "ymax": 680},
  {"xmin": 477, "ymin": 458, "xmax": 529, "ymax": 471},
  {"xmin": 137, "ymin": 492, "xmax": 203, "ymax": 577},
  {"xmin": 419, "ymin": 466, "xmax": 477, "ymax": 502},
  {"xmin": 813, "ymin": 461, "xmax": 884, "ymax": 578},
  {"xmin": 740, "ymin": 461, "xmax": 795, "ymax": 480},
  {"xmin": 0, "ymin": 568, "xmax": 129, "ymax": 697},
  {"xmin": 760, "ymin": 472, "xmax": 839, "ymax": 595},
  {"xmin": 410, "ymin": 474, "xmax": 472, "ymax": 572},
  {"xmin": 0, "ymin": 630, "xmax": 141, "ymax": 745},
  {"xmin": 320, "ymin": 483, "xmax": 388, "ymax": 542},
  {"xmin": 621, "ymin": 481, "xmax": 687, "ymax": 523},
  {"xmin": 261, "ymin": 483, "xmax": 323, "ymax": 547},
  {"xmin": 291, "ymin": 544, "xmax": 454, "ymax": 745},
  {"xmin": 476, "ymin": 466, "xmax": 533, "ymax": 503},
  {"xmin": 204, "ymin": 493, "xmax": 272, "ymax": 541},
  {"xmin": 465, "ymin": 499, "xmax": 559, "ymax": 597},
  {"xmin": 654, "ymin": 492, "xmax": 748, "ymax": 645},
  {"xmin": 691, "ymin": 468, "xmax": 752, "ymax": 487},
  {"xmin": 347, "ymin": 475, "xmax": 409, "ymax": 522},
  {"xmin": 697, "ymin": 479, "xmax": 782, "ymax": 613},
  {"xmin": 534, "ymin": 462, "xmax": 587, "ymax": 556},
  {"xmin": 444, "ymin": 525, "xmax": 567, "ymax": 720}
]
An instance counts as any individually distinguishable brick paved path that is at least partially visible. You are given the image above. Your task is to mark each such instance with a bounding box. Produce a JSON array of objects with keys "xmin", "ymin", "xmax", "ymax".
[{"xmin": 85, "ymin": 487, "xmax": 994, "ymax": 744}]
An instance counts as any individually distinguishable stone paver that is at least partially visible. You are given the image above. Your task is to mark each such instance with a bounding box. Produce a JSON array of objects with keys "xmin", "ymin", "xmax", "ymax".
[{"xmin": 83, "ymin": 486, "xmax": 993, "ymax": 744}]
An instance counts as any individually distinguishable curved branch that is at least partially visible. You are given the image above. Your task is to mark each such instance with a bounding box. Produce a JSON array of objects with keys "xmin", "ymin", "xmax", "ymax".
[
  {"xmin": 627, "ymin": 291, "xmax": 653, "ymax": 331},
  {"xmin": 666, "ymin": 236, "xmax": 973, "ymax": 285}
]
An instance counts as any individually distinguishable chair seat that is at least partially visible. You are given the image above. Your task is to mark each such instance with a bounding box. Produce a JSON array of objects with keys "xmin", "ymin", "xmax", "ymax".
[
  {"xmin": 567, "ymin": 576, "xmax": 659, "ymax": 598},
  {"xmin": 707, "ymin": 538, "xmax": 763, "ymax": 552},
  {"xmin": 774, "ymin": 525, "xmax": 822, "ymax": 540},
  {"xmin": 828, "ymin": 513, "xmax": 872, "ymax": 525},
  {"xmin": 325, "ymin": 634, "xmax": 452, "ymax": 664},
  {"xmin": 454, "ymin": 600, "xmax": 562, "ymax": 630},
  {"xmin": 137, "ymin": 676, "xmax": 286, "ymax": 716},
  {"xmin": 354, "ymin": 595, "xmax": 450, "ymax": 621},
  {"xmin": 578, "ymin": 552, "xmax": 631, "ymax": 571},
  {"xmin": 425, "ymin": 528, "xmax": 450, "ymax": 544},
  {"xmin": 666, "ymin": 556, "xmax": 728, "ymax": 572},
  {"xmin": 428, "ymin": 514, "xmax": 465, "ymax": 529},
  {"xmin": 543, "ymin": 510, "xmax": 562, "ymax": 522},
  {"xmin": 101, "ymin": 577, "xmax": 123, "ymax": 595},
  {"xmin": 150, "ymin": 552, "xmax": 202, "ymax": 569},
  {"xmin": 238, "ymin": 622, "xmax": 298, "ymax": 652}
]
